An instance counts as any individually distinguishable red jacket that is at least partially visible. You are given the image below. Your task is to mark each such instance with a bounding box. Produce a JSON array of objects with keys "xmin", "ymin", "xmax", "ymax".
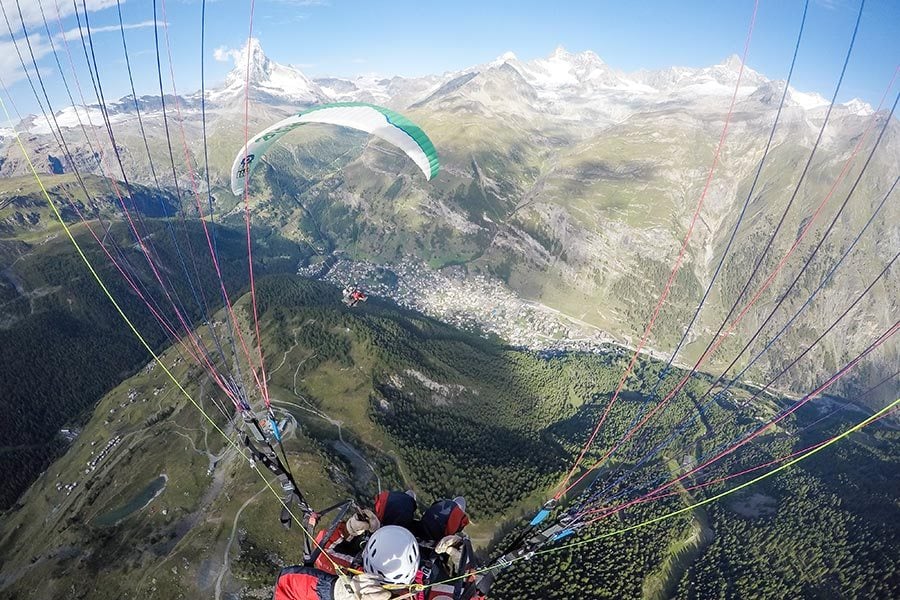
[
  {"xmin": 278, "ymin": 493, "xmax": 485, "ymax": 600},
  {"xmin": 273, "ymin": 565, "xmax": 466, "ymax": 600},
  {"xmin": 273, "ymin": 565, "xmax": 336, "ymax": 600},
  {"xmin": 313, "ymin": 522, "xmax": 359, "ymax": 575}
]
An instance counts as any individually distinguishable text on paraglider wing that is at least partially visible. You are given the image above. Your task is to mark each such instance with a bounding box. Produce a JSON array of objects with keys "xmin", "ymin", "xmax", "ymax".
[
  {"xmin": 237, "ymin": 154, "xmax": 255, "ymax": 177},
  {"xmin": 261, "ymin": 122, "xmax": 304, "ymax": 141}
]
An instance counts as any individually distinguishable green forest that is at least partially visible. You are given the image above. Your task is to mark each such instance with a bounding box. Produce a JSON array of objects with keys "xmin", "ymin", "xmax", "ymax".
[
  {"xmin": 253, "ymin": 276, "xmax": 900, "ymax": 599},
  {"xmin": 0, "ymin": 219, "xmax": 305, "ymax": 508}
]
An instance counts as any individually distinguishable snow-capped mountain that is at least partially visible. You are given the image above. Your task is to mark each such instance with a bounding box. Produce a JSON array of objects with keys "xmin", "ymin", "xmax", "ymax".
[
  {"xmin": 515, "ymin": 46, "xmax": 641, "ymax": 93},
  {"xmin": 634, "ymin": 55, "xmax": 768, "ymax": 95},
  {"xmin": 9, "ymin": 40, "xmax": 877, "ymax": 141},
  {"xmin": 207, "ymin": 38, "xmax": 328, "ymax": 105},
  {"xmin": 314, "ymin": 45, "xmax": 874, "ymax": 128},
  {"xmin": 842, "ymin": 98, "xmax": 875, "ymax": 116},
  {"xmin": 314, "ymin": 73, "xmax": 442, "ymax": 109},
  {"xmin": 787, "ymin": 87, "xmax": 830, "ymax": 111}
]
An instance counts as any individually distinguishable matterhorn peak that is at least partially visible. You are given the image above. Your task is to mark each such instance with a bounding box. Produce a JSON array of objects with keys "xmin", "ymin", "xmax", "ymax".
[
  {"xmin": 234, "ymin": 38, "xmax": 272, "ymax": 84},
  {"xmin": 209, "ymin": 37, "xmax": 327, "ymax": 105},
  {"xmin": 242, "ymin": 39, "xmax": 267, "ymax": 64}
]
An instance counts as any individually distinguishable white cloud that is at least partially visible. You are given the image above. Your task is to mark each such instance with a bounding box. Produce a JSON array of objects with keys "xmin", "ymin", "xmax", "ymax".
[
  {"xmin": 0, "ymin": 0, "xmax": 119, "ymax": 85},
  {"xmin": 56, "ymin": 20, "xmax": 164, "ymax": 43},
  {"xmin": 813, "ymin": 0, "xmax": 846, "ymax": 10},
  {"xmin": 0, "ymin": 0, "xmax": 157, "ymax": 90},
  {"xmin": 0, "ymin": 0, "xmax": 118, "ymax": 35},
  {"xmin": 213, "ymin": 45, "xmax": 239, "ymax": 63},
  {"xmin": 0, "ymin": 33, "xmax": 52, "ymax": 87}
]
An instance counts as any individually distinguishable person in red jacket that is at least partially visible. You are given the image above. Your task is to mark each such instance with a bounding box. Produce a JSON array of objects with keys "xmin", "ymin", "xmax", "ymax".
[
  {"xmin": 273, "ymin": 493, "xmax": 491, "ymax": 600},
  {"xmin": 342, "ymin": 286, "xmax": 368, "ymax": 308}
]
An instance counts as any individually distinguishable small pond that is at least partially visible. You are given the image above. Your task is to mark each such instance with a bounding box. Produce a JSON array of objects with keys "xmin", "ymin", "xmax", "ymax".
[{"xmin": 93, "ymin": 475, "xmax": 167, "ymax": 527}]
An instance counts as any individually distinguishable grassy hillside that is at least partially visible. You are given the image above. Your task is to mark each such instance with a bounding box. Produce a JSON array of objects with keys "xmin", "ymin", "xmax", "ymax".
[{"xmin": 0, "ymin": 217, "xmax": 305, "ymax": 509}]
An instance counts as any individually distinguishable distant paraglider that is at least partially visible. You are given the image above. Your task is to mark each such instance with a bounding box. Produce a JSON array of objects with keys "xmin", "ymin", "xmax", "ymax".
[
  {"xmin": 342, "ymin": 286, "xmax": 368, "ymax": 308},
  {"xmin": 230, "ymin": 102, "xmax": 440, "ymax": 196}
]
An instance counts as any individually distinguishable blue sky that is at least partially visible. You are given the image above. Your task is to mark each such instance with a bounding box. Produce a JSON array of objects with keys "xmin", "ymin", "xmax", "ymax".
[{"xmin": 0, "ymin": 0, "xmax": 897, "ymax": 116}]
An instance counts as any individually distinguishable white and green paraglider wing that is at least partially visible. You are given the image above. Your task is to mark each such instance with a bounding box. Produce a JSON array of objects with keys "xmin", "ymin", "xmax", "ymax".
[{"xmin": 230, "ymin": 102, "xmax": 439, "ymax": 195}]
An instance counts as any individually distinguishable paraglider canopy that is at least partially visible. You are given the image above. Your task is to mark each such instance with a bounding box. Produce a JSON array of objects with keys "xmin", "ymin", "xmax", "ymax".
[{"xmin": 230, "ymin": 102, "xmax": 440, "ymax": 196}]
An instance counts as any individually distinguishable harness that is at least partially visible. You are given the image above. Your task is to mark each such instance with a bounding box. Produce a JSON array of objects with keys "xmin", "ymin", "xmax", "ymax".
[
  {"xmin": 480, "ymin": 499, "xmax": 579, "ymax": 582},
  {"xmin": 240, "ymin": 406, "xmax": 326, "ymax": 561}
]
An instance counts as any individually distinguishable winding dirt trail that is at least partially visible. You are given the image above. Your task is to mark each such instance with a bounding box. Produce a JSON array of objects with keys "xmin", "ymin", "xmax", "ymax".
[{"xmin": 214, "ymin": 485, "xmax": 267, "ymax": 600}]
